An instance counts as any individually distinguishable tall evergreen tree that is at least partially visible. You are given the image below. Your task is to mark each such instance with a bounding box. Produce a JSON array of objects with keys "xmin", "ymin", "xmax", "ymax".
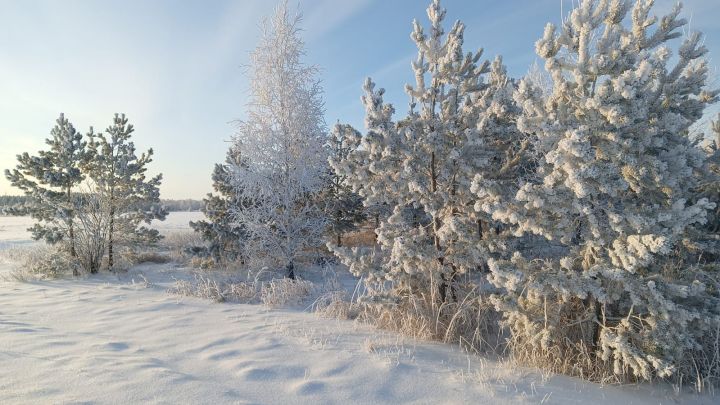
[
  {"xmin": 84, "ymin": 113, "xmax": 167, "ymax": 270},
  {"xmin": 190, "ymin": 144, "xmax": 247, "ymax": 263},
  {"xmin": 5, "ymin": 114, "xmax": 88, "ymax": 273},
  {"xmin": 229, "ymin": 2, "xmax": 328, "ymax": 279},
  {"xmin": 477, "ymin": 0, "xmax": 720, "ymax": 381},
  {"xmin": 332, "ymin": 0, "xmax": 528, "ymax": 305}
]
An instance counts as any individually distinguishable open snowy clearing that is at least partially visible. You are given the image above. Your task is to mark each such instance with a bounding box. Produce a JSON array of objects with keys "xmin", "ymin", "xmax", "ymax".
[{"xmin": 0, "ymin": 214, "xmax": 715, "ymax": 404}]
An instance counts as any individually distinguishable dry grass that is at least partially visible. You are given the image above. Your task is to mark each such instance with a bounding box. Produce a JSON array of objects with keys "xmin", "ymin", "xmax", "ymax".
[
  {"xmin": 341, "ymin": 228, "xmax": 377, "ymax": 248},
  {"xmin": 502, "ymin": 297, "xmax": 720, "ymax": 393},
  {"xmin": 0, "ymin": 244, "xmax": 79, "ymax": 281},
  {"xmin": 167, "ymin": 272, "xmax": 318, "ymax": 307},
  {"xmin": 312, "ymin": 277, "xmax": 503, "ymax": 358},
  {"xmin": 108, "ymin": 248, "xmax": 172, "ymax": 273},
  {"xmin": 168, "ymin": 274, "xmax": 238, "ymax": 303},
  {"xmin": 260, "ymin": 278, "xmax": 316, "ymax": 307},
  {"xmin": 507, "ymin": 335, "xmax": 619, "ymax": 385},
  {"xmin": 134, "ymin": 252, "xmax": 172, "ymax": 264},
  {"xmin": 311, "ymin": 291, "xmax": 362, "ymax": 320},
  {"xmin": 161, "ymin": 231, "xmax": 205, "ymax": 264},
  {"xmin": 361, "ymin": 288, "xmax": 503, "ymax": 355}
]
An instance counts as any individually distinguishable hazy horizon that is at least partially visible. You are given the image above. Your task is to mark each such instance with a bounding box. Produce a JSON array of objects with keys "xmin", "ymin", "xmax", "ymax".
[{"xmin": 1, "ymin": 0, "xmax": 718, "ymax": 199}]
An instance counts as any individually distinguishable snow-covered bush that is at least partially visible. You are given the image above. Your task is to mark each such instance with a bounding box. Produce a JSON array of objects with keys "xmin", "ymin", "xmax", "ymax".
[
  {"xmin": 1, "ymin": 245, "xmax": 80, "ymax": 281},
  {"xmin": 230, "ymin": 2, "xmax": 328, "ymax": 279},
  {"xmin": 72, "ymin": 189, "xmax": 111, "ymax": 274},
  {"xmin": 25, "ymin": 249, "xmax": 80, "ymax": 279},
  {"xmin": 475, "ymin": 0, "xmax": 720, "ymax": 384}
]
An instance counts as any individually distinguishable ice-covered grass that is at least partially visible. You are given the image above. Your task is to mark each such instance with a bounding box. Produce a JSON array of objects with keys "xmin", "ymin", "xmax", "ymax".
[{"xmin": 0, "ymin": 214, "xmax": 716, "ymax": 404}]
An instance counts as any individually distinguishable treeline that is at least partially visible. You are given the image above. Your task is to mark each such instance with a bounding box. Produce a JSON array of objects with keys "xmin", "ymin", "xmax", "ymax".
[
  {"xmin": 0, "ymin": 195, "xmax": 202, "ymax": 215},
  {"xmin": 160, "ymin": 199, "xmax": 204, "ymax": 212},
  {"xmin": 0, "ymin": 195, "xmax": 29, "ymax": 215},
  {"xmin": 189, "ymin": 0, "xmax": 720, "ymax": 389}
]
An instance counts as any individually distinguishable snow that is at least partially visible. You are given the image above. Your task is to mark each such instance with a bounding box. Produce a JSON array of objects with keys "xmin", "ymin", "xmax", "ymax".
[
  {"xmin": 151, "ymin": 211, "xmax": 205, "ymax": 234},
  {"xmin": 0, "ymin": 214, "xmax": 715, "ymax": 404},
  {"xmin": 0, "ymin": 215, "xmax": 36, "ymax": 250}
]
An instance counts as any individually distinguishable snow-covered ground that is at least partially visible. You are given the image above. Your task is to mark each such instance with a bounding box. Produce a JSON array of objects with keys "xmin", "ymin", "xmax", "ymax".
[
  {"xmin": 0, "ymin": 214, "xmax": 715, "ymax": 404},
  {"xmin": 0, "ymin": 215, "xmax": 36, "ymax": 250},
  {"xmin": 151, "ymin": 211, "xmax": 205, "ymax": 234}
]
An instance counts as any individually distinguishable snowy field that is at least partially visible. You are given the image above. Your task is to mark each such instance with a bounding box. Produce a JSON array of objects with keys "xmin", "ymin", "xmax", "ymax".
[
  {"xmin": 0, "ymin": 216, "xmax": 37, "ymax": 250},
  {"xmin": 0, "ymin": 214, "xmax": 714, "ymax": 404}
]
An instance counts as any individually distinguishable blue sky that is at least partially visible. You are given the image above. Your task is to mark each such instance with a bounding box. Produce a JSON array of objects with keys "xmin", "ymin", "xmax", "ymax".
[{"xmin": 1, "ymin": 0, "xmax": 718, "ymax": 199}]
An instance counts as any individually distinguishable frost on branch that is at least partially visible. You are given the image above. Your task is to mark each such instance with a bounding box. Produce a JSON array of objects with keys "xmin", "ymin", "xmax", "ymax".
[
  {"xmin": 84, "ymin": 114, "xmax": 167, "ymax": 272},
  {"xmin": 5, "ymin": 114, "xmax": 88, "ymax": 274},
  {"xmin": 477, "ymin": 0, "xmax": 720, "ymax": 382},
  {"xmin": 229, "ymin": 2, "xmax": 328, "ymax": 279},
  {"xmin": 333, "ymin": 0, "xmax": 529, "ymax": 309}
]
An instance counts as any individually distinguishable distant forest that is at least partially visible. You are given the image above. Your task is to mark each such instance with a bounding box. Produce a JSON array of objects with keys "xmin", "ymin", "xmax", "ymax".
[{"xmin": 0, "ymin": 195, "xmax": 203, "ymax": 215}]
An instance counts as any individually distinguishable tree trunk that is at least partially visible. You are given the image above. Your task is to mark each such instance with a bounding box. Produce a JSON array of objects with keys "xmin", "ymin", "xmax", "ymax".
[
  {"xmin": 108, "ymin": 208, "xmax": 114, "ymax": 270},
  {"xmin": 439, "ymin": 270, "xmax": 448, "ymax": 303},
  {"xmin": 430, "ymin": 151, "xmax": 454, "ymax": 303},
  {"xmin": 67, "ymin": 187, "xmax": 77, "ymax": 261},
  {"xmin": 69, "ymin": 223, "xmax": 77, "ymax": 257},
  {"xmin": 373, "ymin": 212, "xmax": 380, "ymax": 244},
  {"xmin": 450, "ymin": 267, "xmax": 458, "ymax": 302},
  {"xmin": 593, "ymin": 302, "xmax": 603, "ymax": 349},
  {"xmin": 336, "ymin": 233, "xmax": 342, "ymax": 247},
  {"xmin": 70, "ymin": 224, "xmax": 78, "ymax": 276},
  {"xmin": 584, "ymin": 294, "xmax": 603, "ymax": 352},
  {"xmin": 286, "ymin": 261, "xmax": 296, "ymax": 280},
  {"xmin": 108, "ymin": 151, "xmax": 117, "ymax": 272}
]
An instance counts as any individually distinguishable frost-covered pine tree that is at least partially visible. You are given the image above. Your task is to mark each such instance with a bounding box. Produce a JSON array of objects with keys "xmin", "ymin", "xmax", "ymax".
[
  {"xmin": 190, "ymin": 144, "xmax": 247, "ymax": 263},
  {"xmin": 702, "ymin": 115, "xmax": 720, "ymax": 234},
  {"xmin": 230, "ymin": 2, "xmax": 327, "ymax": 279},
  {"xmin": 323, "ymin": 123, "xmax": 366, "ymax": 247},
  {"xmin": 5, "ymin": 114, "xmax": 88, "ymax": 272},
  {"xmin": 84, "ymin": 114, "xmax": 167, "ymax": 270},
  {"xmin": 476, "ymin": 0, "xmax": 720, "ymax": 381},
  {"xmin": 332, "ymin": 0, "xmax": 528, "ymax": 305}
]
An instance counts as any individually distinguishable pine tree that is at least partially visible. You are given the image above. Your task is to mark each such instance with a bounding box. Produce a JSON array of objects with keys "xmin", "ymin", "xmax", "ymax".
[
  {"xmin": 190, "ymin": 144, "xmax": 247, "ymax": 263},
  {"xmin": 324, "ymin": 123, "xmax": 366, "ymax": 247},
  {"xmin": 477, "ymin": 0, "xmax": 720, "ymax": 381},
  {"xmin": 332, "ymin": 0, "xmax": 528, "ymax": 306},
  {"xmin": 84, "ymin": 113, "xmax": 167, "ymax": 271},
  {"xmin": 230, "ymin": 2, "xmax": 328, "ymax": 279},
  {"xmin": 704, "ymin": 115, "xmax": 720, "ymax": 234},
  {"xmin": 4, "ymin": 114, "xmax": 88, "ymax": 274}
]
